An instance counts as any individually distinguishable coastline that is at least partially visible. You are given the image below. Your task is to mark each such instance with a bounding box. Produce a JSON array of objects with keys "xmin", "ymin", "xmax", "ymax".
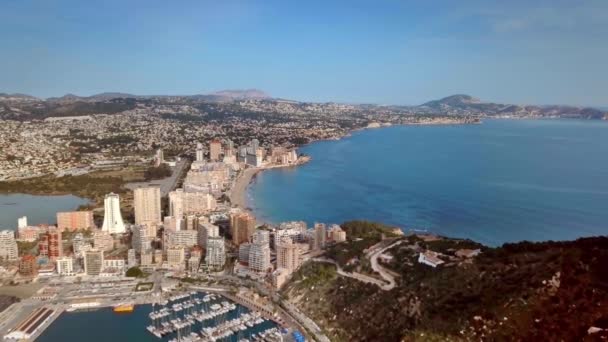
[{"xmin": 230, "ymin": 156, "xmax": 311, "ymax": 210}]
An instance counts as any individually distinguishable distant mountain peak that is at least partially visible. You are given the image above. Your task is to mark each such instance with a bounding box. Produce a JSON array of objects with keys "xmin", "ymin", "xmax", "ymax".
[
  {"xmin": 421, "ymin": 94, "xmax": 481, "ymax": 107},
  {"xmin": 210, "ymin": 89, "xmax": 270, "ymax": 100}
]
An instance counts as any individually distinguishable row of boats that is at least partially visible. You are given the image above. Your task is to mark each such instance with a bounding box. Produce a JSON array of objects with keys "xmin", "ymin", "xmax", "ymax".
[
  {"xmin": 168, "ymin": 313, "xmax": 281, "ymax": 342},
  {"xmin": 146, "ymin": 291, "xmax": 284, "ymax": 342},
  {"xmin": 147, "ymin": 301, "xmax": 237, "ymax": 337}
]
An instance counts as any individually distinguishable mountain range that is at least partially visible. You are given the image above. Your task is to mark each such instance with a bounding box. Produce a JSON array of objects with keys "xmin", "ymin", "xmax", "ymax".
[{"xmin": 0, "ymin": 91, "xmax": 606, "ymax": 120}]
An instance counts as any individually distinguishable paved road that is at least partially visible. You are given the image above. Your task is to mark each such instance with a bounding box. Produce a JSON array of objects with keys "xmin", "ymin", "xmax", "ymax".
[
  {"xmin": 312, "ymin": 257, "xmax": 390, "ymax": 289},
  {"xmin": 125, "ymin": 159, "xmax": 188, "ymax": 196},
  {"xmin": 368, "ymin": 240, "xmax": 404, "ymax": 291}
]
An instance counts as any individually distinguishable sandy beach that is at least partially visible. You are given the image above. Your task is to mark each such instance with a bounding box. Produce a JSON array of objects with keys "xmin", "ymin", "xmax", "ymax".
[
  {"xmin": 229, "ymin": 156, "xmax": 311, "ymax": 210},
  {"xmin": 229, "ymin": 167, "xmax": 261, "ymax": 209}
]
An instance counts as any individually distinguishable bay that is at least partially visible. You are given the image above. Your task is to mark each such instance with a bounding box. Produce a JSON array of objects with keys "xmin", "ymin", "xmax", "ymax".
[
  {"xmin": 248, "ymin": 119, "xmax": 608, "ymax": 246},
  {"xmin": 0, "ymin": 193, "xmax": 89, "ymax": 230}
]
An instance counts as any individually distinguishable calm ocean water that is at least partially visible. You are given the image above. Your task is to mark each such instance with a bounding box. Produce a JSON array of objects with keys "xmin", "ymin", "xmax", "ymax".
[
  {"xmin": 249, "ymin": 119, "xmax": 608, "ymax": 246},
  {"xmin": 0, "ymin": 193, "xmax": 88, "ymax": 230}
]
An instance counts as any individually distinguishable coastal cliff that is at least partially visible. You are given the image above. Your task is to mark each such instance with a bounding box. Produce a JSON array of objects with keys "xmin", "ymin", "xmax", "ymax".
[{"xmin": 283, "ymin": 221, "xmax": 608, "ymax": 341}]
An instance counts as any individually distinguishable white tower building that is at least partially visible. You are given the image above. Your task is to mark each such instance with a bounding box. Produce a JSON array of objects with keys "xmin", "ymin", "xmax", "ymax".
[
  {"xmin": 101, "ymin": 193, "xmax": 126, "ymax": 234},
  {"xmin": 0, "ymin": 230, "xmax": 18, "ymax": 261},
  {"xmin": 196, "ymin": 142, "xmax": 204, "ymax": 162},
  {"xmin": 205, "ymin": 236, "xmax": 226, "ymax": 269},
  {"xmin": 17, "ymin": 216, "xmax": 27, "ymax": 229}
]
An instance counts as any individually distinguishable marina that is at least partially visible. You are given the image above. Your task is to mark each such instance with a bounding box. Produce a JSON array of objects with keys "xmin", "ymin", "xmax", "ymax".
[
  {"xmin": 146, "ymin": 292, "xmax": 280, "ymax": 342},
  {"xmin": 36, "ymin": 291, "xmax": 283, "ymax": 342}
]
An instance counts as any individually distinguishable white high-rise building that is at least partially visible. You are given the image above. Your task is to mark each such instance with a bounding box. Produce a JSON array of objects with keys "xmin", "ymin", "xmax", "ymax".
[
  {"xmin": 169, "ymin": 189, "xmax": 217, "ymax": 217},
  {"xmin": 198, "ymin": 223, "xmax": 219, "ymax": 249},
  {"xmin": 196, "ymin": 142, "xmax": 204, "ymax": 162},
  {"xmin": 101, "ymin": 193, "xmax": 126, "ymax": 234},
  {"xmin": 133, "ymin": 186, "xmax": 161, "ymax": 226},
  {"xmin": 205, "ymin": 236, "xmax": 225, "ymax": 269},
  {"xmin": 56, "ymin": 256, "xmax": 74, "ymax": 276},
  {"xmin": 249, "ymin": 230, "xmax": 271, "ymax": 273},
  {"xmin": 17, "ymin": 216, "xmax": 27, "ymax": 229},
  {"xmin": 0, "ymin": 230, "xmax": 18, "ymax": 261},
  {"xmin": 132, "ymin": 225, "xmax": 152, "ymax": 253}
]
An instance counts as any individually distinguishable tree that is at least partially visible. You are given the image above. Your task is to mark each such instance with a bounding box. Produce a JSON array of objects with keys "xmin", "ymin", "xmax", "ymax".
[{"xmin": 126, "ymin": 266, "xmax": 144, "ymax": 278}]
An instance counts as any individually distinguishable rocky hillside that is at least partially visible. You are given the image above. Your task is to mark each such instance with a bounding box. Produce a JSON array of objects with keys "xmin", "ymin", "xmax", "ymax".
[
  {"xmin": 283, "ymin": 221, "xmax": 608, "ymax": 341},
  {"xmin": 419, "ymin": 94, "xmax": 607, "ymax": 119}
]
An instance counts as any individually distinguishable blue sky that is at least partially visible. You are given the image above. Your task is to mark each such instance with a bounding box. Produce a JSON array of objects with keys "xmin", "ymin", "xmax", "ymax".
[{"xmin": 0, "ymin": 0, "xmax": 606, "ymax": 106}]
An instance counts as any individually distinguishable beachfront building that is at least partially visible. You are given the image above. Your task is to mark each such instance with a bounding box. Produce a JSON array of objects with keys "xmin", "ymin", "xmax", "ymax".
[
  {"xmin": 267, "ymin": 147, "xmax": 298, "ymax": 165},
  {"xmin": 0, "ymin": 230, "xmax": 19, "ymax": 261},
  {"xmin": 183, "ymin": 162, "xmax": 231, "ymax": 196},
  {"xmin": 231, "ymin": 211, "xmax": 256, "ymax": 246},
  {"xmin": 133, "ymin": 186, "xmax": 162, "ymax": 227},
  {"xmin": 101, "ymin": 193, "xmax": 126, "ymax": 234},
  {"xmin": 56, "ymin": 211, "xmax": 95, "ymax": 231}
]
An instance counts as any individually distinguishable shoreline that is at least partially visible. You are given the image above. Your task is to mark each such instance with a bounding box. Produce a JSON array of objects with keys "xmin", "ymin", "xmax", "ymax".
[
  {"xmin": 230, "ymin": 156, "xmax": 311, "ymax": 211},
  {"xmin": 228, "ymin": 119, "xmax": 481, "ymax": 215}
]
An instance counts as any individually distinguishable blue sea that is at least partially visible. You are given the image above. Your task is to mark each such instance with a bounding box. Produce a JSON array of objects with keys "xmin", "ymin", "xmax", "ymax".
[{"xmin": 249, "ymin": 119, "xmax": 608, "ymax": 246}]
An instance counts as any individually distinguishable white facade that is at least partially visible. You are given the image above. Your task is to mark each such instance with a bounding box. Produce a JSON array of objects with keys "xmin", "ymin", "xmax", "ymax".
[
  {"xmin": 132, "ymin": 225, "xmax": 152, "ymax": 253},
  {"xmin": 198, "ymin": 223, "xmax": 219, "ymax": 249},
  {"xmin": 205, "ymin": 236, "xmax": 226, "ymax": 269},
  {"xmin": 164, "ymin": 229, "xmax": 198, "ymax": 249},
  {"xmin": 169, "ymin": 189, "xmax": 217, "ymax": 217},
  {"xmin": 133, "ymin": 186, "xmax": 161, "ymax": 226},
  {"xmin": 17, "ymin": 216, "xmax": 27, "ymax": 229},
  {"xmin": 418, "ymin": 251, "xmax": 445, "ymax": 268},
  {"xmin": 166, "ymin": 247, "xmax": 185, "ymax": 268},
  {"xmin": 101, "ymin": 193, "xmax": 126, "ymax": 234},
  {"xmin": 0, "ymin": 230, "xmax": 18, "ymax": 261},
  {"xmin": 195, "ymin": 142, "xmax": 204, "ymax": 162},
  {"xmin": 56, "ymin": 257, "xmax": 74, "ymax": 276},
  {"xmin": 249, "ymin": 231, "xmax": 271, "ymax": 273}
]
